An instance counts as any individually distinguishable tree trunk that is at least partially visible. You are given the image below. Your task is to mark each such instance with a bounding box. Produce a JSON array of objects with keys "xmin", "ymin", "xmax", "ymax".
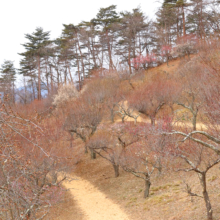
[
  {"xmin": 157, "ymin": 158, "xmax": 162, "ymax": 175},
  {"xmin": 134, "ymin": 118, "xmax": 137, "ymax": 125},
  {"xmin": 192, "ymin": 111, "xmax": 198, "ymax": 131},
  {"xmin": 69, "ymin": 132, "xmax": 73, "ymax": 148},
  {"xmin": 64, "ymin": 66, "xmax": 67, "ymax": 84},
  {"xmin": 113, "ymin": 164, "xmax": 119, "ymax": 178},
  {"xmin": 203, "ymin": 190, "xmax": 213, "ymax": 220},
  {"xmin": 76, "ymin": 45, "xmax": 81, "ymax": 91},
  {"xmin": 77, "ymin": 37, "xmax": 85, "ymax": 80},
  {"xmin": 31, "ymin": 79, "xmax": 35, "ymax": 100},
  {"xmin": 177, "ymin": 8, "xmax": 179, "ymax": 40},
  {"xmin": 90, "ymin": 149, "xmax": 96, "ymax": 159},
  {"xmin": 77, "ymin": 58, "xmax": 81, "ymax": 91},
  {"xmin": 45, "ymin": 59, "xmax": 50, "ymax": 95},
  {"xmin": 166, "ymin": 56, "xmax": 169, "ymax": 66},
  {"xmin": 122, "ymin": 116, "xmax": 125, "ymax": 123},
  {"xmin": 182, "ymin": 5, "xmax": 186, "ymax": 37},
  {"xmin": 50, "ymin": 65, "xmax": 53, "ymax": 94},
  {"xmin": 144, "ymin": 175, "xmax": 151, "ymax": 198},
  {"xmin": 56, "ymin": 63, "xmax": 60, "ymax": 87},
  {"xmin": 24, "ymin": 77, "xmax": 27, "ymax": 104},
  {"xmin": 91, "ymin": 39, "xmax": 97, "ymax": 68},
  {"xmin": 37, "ymin": 56, "xmax": 41, "ymax": 100},
  {"xmin": 198, "ymin": 173, "xmax": 213, "ymax": 220},
  {"xmin": 12, "ymin": 82, "xmax": 15, "ymax": 104},
  {"xmin": 128, "ymin": 46, "xmax": 132, "ymax": 74},
  {"xmin": 110, "ymin": 108, "xmax": 115, "ymax": 123},
  {"xmin": 150, "ymin": 116, "xmax": 156, "ymax": 127},
  {"xmin": 106, "ymin": 30, "xmax": 113, "ymax": 70},
  {"xmin": 68, "ymin": 65, "xmax": 74, "ymax": 84},
  {"xmin": 133, "ymin": 40, "xmax": 136, "ymax": 71}
]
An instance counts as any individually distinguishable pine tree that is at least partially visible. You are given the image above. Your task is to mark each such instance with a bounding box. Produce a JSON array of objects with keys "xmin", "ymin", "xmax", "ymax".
[
  {"xmin": 155, "ymin": 4, "xmax": 177, "ymax": 46},
  {"xmin": 0, "ymin": 60, "xmax": 16, "ymax": 103},
  {"xmin": 19, "ymin": 27, "xmax": 50, "ymax": 100},
  {"xmin": 187, "ymin": 0, "xmax": 210, "ymax": 39},
  {"xmin": 78, "ymin": 20, "xmax": 101, "ymax": 72},
  {"xmin": 93, "ymin": 5, "xmax": 120, "ymax": 70},
  {"xmin": 116, "ymin": 8, "xmax": 149, "ymax": 74},
  {"xmin": 60, "ymin": 24, "xmax": 84, "ymax": 88},
  {"xmin": 163, "ymin": 0, "xmax": 189, "ymax": 37}
]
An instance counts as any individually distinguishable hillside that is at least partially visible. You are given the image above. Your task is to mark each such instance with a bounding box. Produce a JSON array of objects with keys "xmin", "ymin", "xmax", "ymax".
[
  {"xmin": 2, "ymin": 1, "xmax": 220, "ymax": 220},
  {"xmin": 45, "ymin": 53, "xmax": 220, "ymax": 220}
]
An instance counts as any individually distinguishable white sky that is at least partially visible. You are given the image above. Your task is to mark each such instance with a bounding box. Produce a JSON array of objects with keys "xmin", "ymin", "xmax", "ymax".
[{"xmin": 0, "ymin": 0, "xmax": 161, "ymax": 70}]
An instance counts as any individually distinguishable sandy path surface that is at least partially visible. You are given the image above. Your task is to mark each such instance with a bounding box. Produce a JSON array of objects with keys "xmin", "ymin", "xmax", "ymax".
[{"xmin": 63, "ymin": 176, "xmax": 130, "ymax": 220}]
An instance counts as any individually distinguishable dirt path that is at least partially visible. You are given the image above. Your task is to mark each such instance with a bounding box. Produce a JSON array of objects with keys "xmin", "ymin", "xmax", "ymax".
[{"xmin": 63, "ymin": 176, "xmax": 130, "ymax": 220}]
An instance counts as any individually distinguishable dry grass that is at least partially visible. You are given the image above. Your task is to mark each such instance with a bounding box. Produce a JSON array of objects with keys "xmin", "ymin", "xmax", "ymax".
[{"xmin": 70, "ymin": 153, "xmax": 220, "ymax": 220}]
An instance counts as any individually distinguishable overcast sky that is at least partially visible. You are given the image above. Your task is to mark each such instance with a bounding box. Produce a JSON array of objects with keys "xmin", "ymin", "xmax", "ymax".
[{"xmin": 0, "ymin": 0, "xmax": 161, "ymax": 69}]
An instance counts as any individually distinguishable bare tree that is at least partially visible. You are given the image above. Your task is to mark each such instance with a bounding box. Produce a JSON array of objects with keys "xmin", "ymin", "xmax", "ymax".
[
  {"xmin": 120, "ymin": 123, "xmax": 171, "ymax": 198},
  {"xmin": 166, "ymin": 132, "xmax": 220, "ymax": 220},
  {"xmin": 86, "ymin": 129, "xmax": 121, "ymax": 177},
  {"xmin": 0, "ymin": 101, "xmax": 68, "ymax": 220},
  {"xmin": 64, "ymin": 96, "xmax": 103, "ymax": 156},
  {"xmin": 128, "ymin": 78, "xmax": 178, "ymax": 126},
  {"xmin": 175, "ymin": 58, "xmax": 206, "ymax": 130}
]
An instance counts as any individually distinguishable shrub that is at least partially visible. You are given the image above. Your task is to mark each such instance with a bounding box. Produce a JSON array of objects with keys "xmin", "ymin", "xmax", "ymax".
[{"xmin": 52, "ymin": 84, "xmax": 78, "ymax": 107}]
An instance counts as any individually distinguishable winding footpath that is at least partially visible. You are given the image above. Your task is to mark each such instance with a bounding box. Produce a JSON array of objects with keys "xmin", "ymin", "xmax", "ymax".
[{"xmin": 63, "ymin": 176, "xmax": 130, "ymax": 220}]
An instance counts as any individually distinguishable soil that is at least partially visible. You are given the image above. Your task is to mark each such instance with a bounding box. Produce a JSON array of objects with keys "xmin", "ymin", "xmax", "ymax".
[{"xmin": 62, "ymin": 176, "xmax": 130, "ymax": 220}]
